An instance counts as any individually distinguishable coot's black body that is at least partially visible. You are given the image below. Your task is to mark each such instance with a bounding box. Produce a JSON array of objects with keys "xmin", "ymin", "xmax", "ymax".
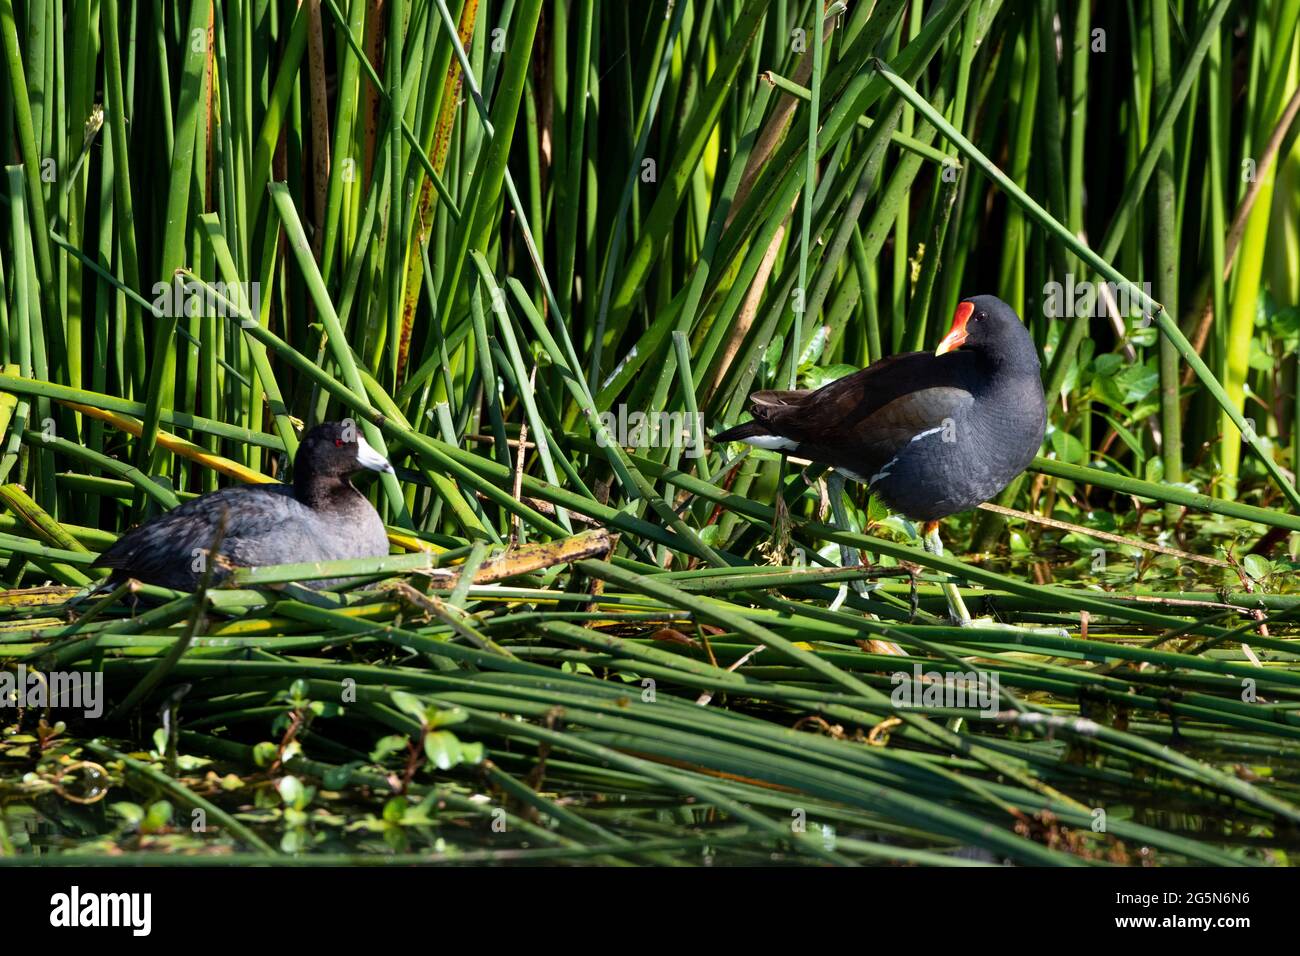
[
  {"xmin": 95, "ymin": 422, "xmax": 394, "ymax": 590},
  {"xmin": 715, "ymin": 295, "xmax": 1046, "ymax": 522}
]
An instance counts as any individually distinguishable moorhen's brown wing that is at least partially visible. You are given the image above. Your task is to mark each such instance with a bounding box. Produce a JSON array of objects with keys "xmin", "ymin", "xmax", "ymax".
[{"xmin": 744, "ymin": 350, "xmax": 979, "ymax": 476}]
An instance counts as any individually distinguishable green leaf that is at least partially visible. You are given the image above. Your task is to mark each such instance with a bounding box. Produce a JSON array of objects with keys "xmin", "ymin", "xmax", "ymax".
[
  {"xmin": 252, "ymin": 741, "xmax": 280, "ymax": 768},
  {"xmin": 427, "ymin": 706, "xmax": 470, "ymax": 729},
  {"xmin": 424, "ymin": 730, "xmax": 462, "ymax": 770},
  {"xmin": 382, "ymin": 798, "xmax": 407, "ymax": 824},
  {"xmin": 1113, "ymin": 360, "xmax": 1159, "ymax": 403},
  {"xmin": 802, "ymin": 363, "xmax": 858, "ymax": 389},
  {"xmin": 762, "ymin": 335, "xmax": 785, "ymax": 383},
  {"xmin": 1144, "ymin": 456, "xmax": 1164, "ymax": 484},
  {"xmin": 798, "ymin": 325, "xmax": 832, "ymax": 365},
  {"xmin": 390, "ymin": 690, "xmax": 430, "ymax": 723},
  {"xmin": 1093, "ymin": 353, "xmax": 1124, "ymax": 379},
  {"xmin": 1247, "ymin": 339, "xmax": 1274, "ymax": 371},
  {"xmin": 1242, "ymin": 554, "xmax": 1271, "ymax": 581},
  {"xmin": 278, "ymin": 775, "xmax": 306, "ymax": 807},
  {"xmin": 110, "ymin": 802, "xmax": 145, "ymax": 825},
  {"xmin": 1097, "ymin": 412, "xmax": 1145, "ymax": 461},
  {"xmin": 1050, "ymin": 428, "xmax": 1087, "ymax": 464},
  {"xmin": 1267, "ymin": 306, "xmax": 1300, "ymax": 348},
  {"xmin": 1127, "ymin": 324, "xmax": 1158, "ymax": 348},
  {"xmin": 142, "ymin": 800, "xmax": 173, "ymax": 833},
  {"xmin": 370, "ymin": 735, "xmax": 409, "ymax": 763}
]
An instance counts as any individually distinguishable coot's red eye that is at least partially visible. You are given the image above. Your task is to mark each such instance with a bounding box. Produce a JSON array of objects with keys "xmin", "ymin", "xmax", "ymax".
[{"xmin": 335, "ymin": 438, "xmax": 344, "ymax": 447}]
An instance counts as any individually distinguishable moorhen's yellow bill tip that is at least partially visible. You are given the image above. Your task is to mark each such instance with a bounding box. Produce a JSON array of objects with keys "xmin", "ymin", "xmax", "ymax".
[{"xmin": 935, "ymin": 301, "xmax": 975, "ymax": 356}]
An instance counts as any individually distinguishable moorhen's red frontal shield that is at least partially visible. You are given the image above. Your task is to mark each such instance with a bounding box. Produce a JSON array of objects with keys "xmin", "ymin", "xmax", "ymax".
[{"xmin": 935, "ymin": 301, "xmax": 974, "ymax": 355}]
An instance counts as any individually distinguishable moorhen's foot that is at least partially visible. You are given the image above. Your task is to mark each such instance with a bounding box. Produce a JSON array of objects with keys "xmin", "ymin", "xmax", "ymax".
[
  {"xmin": 922, "ymin": 523, "xmax": 1066, "ymax": 636},
  {"xmin": 961, "ymin": 618, "xmax": 1070, "ymax": 637},
  {"xmin": 920, "ymin": 521, "xmax": 973, "ymax": 625}
]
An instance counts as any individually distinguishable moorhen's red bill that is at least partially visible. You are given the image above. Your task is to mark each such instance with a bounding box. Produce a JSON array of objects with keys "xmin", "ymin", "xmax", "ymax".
[{"xmin": 715, "ymin": 295, "xmax": 1046, "ymax": 524}]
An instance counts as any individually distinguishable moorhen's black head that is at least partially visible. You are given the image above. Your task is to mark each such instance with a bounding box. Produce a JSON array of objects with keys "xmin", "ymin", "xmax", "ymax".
[
  {"xmin": 293, "ymin": 421, "xmax": 394, "ymax": 501},
  {"xmin": 935, "ymin": 294, "xmax": 1040, "ymax": 373}
]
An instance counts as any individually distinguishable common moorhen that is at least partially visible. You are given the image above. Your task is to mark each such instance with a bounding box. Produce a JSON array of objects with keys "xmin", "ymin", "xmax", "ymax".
[{"xmin": 716, "ymin": 294, "xmax": 1046, "ymax": 623}]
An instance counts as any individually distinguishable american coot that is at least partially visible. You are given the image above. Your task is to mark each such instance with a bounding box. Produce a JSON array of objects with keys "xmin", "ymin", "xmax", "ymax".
[
  {"xmin": 95, "ymin": 422, "xmax": 395, "ymax": 591},
  {"xmin": 715, "ymin": 295, "xmax": 1046, "ymax": 624}
]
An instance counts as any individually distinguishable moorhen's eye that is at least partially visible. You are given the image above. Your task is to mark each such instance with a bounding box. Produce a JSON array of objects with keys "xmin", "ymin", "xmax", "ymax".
[{"xmin": 334, "ymin": 438, "xmax": 344, "ymax": 447}]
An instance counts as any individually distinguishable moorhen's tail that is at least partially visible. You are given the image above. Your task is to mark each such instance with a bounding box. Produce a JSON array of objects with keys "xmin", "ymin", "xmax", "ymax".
[
  {"xmin": 713, "ymin": 389, "xmax": 813, "ymax": 447},
  {"xmin": 712, "ymin": 420, "xmax": 766, "ymax": 444}
]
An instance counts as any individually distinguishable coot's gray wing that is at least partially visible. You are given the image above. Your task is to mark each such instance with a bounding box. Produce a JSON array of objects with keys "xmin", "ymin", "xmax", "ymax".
[{"xmin": 94, "ymin": 484, "xmax": 299, "ymax": 589}]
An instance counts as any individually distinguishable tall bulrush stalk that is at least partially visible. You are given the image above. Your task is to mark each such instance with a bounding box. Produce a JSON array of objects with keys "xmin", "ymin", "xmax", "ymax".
[{"xmin": 1219, "ymin": 0, "xmax": 1300, "ymax": 498}]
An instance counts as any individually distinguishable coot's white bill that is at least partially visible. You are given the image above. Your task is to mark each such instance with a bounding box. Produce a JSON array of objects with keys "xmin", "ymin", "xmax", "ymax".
[{"xmin": 355, "ymin": 434, "xmax": 395, "ymax": 474}]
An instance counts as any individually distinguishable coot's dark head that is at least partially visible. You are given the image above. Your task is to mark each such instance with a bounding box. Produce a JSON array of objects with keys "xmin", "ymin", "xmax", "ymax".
[
  {"xmin": 295, "ymin": 421, "xmax": 394, "ymax": 487},
  {"xmin": 936, "ymin": 295, "xmax": 1039, "ymax": 372}
]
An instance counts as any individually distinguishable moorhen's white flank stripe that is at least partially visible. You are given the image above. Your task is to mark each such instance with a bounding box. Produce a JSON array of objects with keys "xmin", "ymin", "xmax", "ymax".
[{"xmin": 867, "ymin": 425, "xmax": 947, "ymax": 487}]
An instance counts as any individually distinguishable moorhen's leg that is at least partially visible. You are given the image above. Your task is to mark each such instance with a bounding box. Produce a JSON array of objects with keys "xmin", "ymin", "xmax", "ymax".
[
  {"xmin": 922, "ymin": 520, "xmax": 973, "ymax": 625},
  {"xmin": 824, "ymin": 474, "xmax": 906, "ymax": 654},
  {"xmin": 825, "ymin": 472, "xmax": 870, "ymax": 599},
  {"xmin": 920, "ymin": 523, "xmax": 1068, "ymax": 635},
  {"xmin": 825, "ymin": 472, "xmax": 859, "ymax": 614}
]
